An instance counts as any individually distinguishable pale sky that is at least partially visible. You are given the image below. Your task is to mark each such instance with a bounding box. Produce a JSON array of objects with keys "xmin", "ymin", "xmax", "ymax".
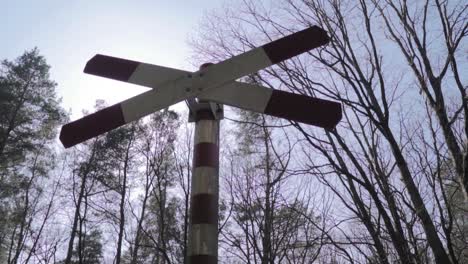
[{"xmin": 2, "ymin": 0, "xmax": 224, "ymax": 119}]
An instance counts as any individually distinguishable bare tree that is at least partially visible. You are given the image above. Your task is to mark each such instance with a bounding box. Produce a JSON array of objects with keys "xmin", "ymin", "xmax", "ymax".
[
  {"xmin": 63, "ymin": 138, "xmax": 101, "ymax": 264},
  {"xmin": 373, "ymin": 0, "xmax": 467, "ymax": 201},
  {"xmin": 219, "ymin": 109, "xmax": 323, "ymax": 264},
  {"xmin": 126, "ymin": 110, "xmax": 181, "ymax": 264},
  {"xmin": 190, "ymin": 0, "xmax": 466, "ymax": 263},
  {"xmin": 172, "ymin": 117, "xmax": 194, "ymax": 264}
]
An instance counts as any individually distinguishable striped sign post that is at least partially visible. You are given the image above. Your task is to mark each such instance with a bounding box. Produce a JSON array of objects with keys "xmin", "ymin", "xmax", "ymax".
[
  {"xmin": 187, "ymin": 63, "xmax": 222, "ymax": 264},
  {"xmin": 59, "ymin": 26, "xmax": 343, "ymax": 264},
  {"xmin": 189, "ymin": 109, "xmax": 220, "ymax": 263}
]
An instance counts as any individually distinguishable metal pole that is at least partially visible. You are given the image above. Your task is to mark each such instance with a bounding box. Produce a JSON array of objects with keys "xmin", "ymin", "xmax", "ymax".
[{"xmin": 187, "ymin": 63, "xmax": 222, "ymax": 264}]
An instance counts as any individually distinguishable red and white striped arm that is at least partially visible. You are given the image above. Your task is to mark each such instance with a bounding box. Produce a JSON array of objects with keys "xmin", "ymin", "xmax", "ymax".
[
  {"xmin": 60, "ymin": 26, "xmax": 329, "ymax": 148},
  {"xmin": 163, "ymin": 26, "xmax": 329, "ymax": 94},
  {"xmin": 198, "ymin": 82, "xmax": 342, "ymax": 129},
  {"xmin": 59, "ymin": 75, "xmax": 195, "ymax": 148},
  {"xmin": 83, "ymin": 26, "xmax": 329, "ymax": 90},
  {"xmin": 84, "ymin": 55, "xmax": 187, "ymax": 88}
]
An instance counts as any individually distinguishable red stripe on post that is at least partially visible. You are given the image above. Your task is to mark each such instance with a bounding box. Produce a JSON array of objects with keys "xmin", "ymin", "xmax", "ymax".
[
  {"xmin": 59, "ymin": 104, "xmax": 125, "ymax": 148},
  {"xmin": 262, "ymin": 26, "xmax": 329, "ymax": 64},
  {"xmin": 195, "ymin": 109, "xmax": 216, "ymax": 121},
  {"xmin": 84, "ymin": 54, "xmax": 140, "ymax": 81},
  {"xmin": 190, "ymin": 255, "xmax": 217, "ymax": 264},
  {"xmin": 191, "ymin": 194, "xmax": 218, "ymax": 224},
  {"xmin": 193, "ymin": 142, "xmax": 219, "ymax": 167},
  {"xmin": 264, "ymin": 90, "xmax": 342, "ymax": 129}
]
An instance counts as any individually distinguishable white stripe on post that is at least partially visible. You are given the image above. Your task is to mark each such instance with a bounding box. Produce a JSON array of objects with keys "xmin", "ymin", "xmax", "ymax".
[
  {"xmin": 189, "ymin": 224, "xmax": 218, "ymax": 256},
  {"xmin": 192, "ymin": 167, "xmax": 218, "ymax": 195}
]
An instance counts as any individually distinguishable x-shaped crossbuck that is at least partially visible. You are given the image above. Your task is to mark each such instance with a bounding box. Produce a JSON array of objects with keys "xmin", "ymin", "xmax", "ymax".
[{"xmin": 60, "ymin": 26, "xmax": 342, "ymax": 148}]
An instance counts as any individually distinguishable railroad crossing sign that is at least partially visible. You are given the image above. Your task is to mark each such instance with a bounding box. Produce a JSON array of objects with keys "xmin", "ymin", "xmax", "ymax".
[
  {"xmin": 59, "ymin": 25, "xmax": 342, "ymax": 264},
  {"xmin": 59, "ymin": 26, "xmax": 342, "ymax": 148}
]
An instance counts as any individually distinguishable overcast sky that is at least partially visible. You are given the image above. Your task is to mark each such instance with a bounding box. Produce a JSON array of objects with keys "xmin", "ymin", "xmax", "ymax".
[{"xmin": 2, "ymin": 0, "xmax": 223, "ymax": 119}]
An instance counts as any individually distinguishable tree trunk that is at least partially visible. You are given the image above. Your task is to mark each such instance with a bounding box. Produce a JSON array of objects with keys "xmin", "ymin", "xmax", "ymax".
[
  {"xmin": 64, "ymin": 146, "xmax": 96, "ymax": 264},
  {"xmin": 116, "ymin": 135, "xmax": 133, "ymax": 264},
  {"xmin": 385, "ymin": 130, "xmax": 451, "ymax": 264}
]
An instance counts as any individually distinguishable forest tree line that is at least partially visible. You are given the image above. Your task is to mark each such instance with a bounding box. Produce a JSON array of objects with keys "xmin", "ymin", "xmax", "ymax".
[{"xmin": 0, "ymin": 0, "xmax": 467, "ymax": 263}]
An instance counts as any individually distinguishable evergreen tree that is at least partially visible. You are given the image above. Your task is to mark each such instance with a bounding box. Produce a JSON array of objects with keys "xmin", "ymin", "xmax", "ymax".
[
  {"xmin": 0, "ymin": 48, "xmax": 66, "ymax": 262},
  {"xmin": 125, "ymin": 110, "xmax": 183, "ymax": 264},
  {"xmin": 71, "ymin": 230, "xmax": 103, "ymax": 264},
  {"xmin": 63, "ymin": 100, "xmax": 136, "ymax": 264},
  {"xmin": 0, "ymin": 47, "xmax": 65, "ymax": 170},
  {"xmin": 59, "ymin": 229, "xmax": 103, "ymax": 264}
]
